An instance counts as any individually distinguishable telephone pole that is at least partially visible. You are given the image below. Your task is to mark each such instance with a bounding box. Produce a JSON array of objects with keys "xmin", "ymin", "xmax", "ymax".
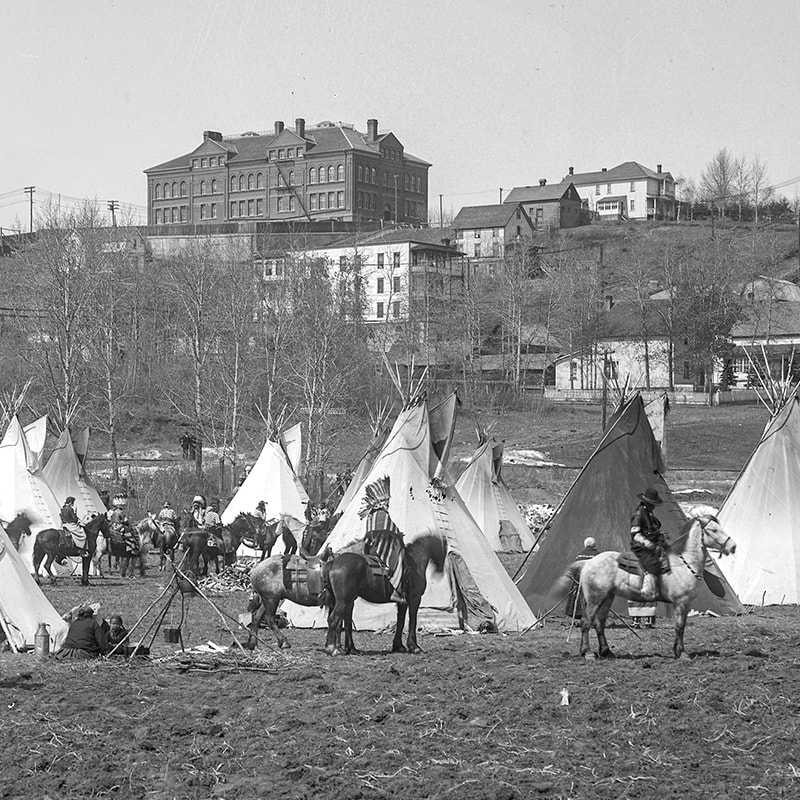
[
  {"xmin": 439, "ymin": 194, "xmax": 443, "ymax": 229},
  {"xmin": 24, "ymin": 186, "xmax": 35, "ymax": 232},
  {"xmin": 499, "ymin": 188, "xmax": 503, "ymax": 204},
  {"xmin": 393, "ymin": 174, "xmax": 398, "ymax": 226},
  {"xmin": 107, "ymin": 200, "xmax": 119, "ymax": 227}
]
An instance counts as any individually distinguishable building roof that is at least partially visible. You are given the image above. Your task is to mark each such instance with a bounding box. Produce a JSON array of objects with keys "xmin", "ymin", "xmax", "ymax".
[
  {"xmin": 504, "ymin": 181, "xmax": 575, "ymax": 204},
  {"xmin": 311, "ymin": 225, "xmax": 462, "ymax": 253},
  {"xmin": 145, "ymin": 121, "xmax": 431, "ymax": 173},
  {"xmin": 599, "ymin": 301, "xmax": 671, "ymax": 339},
  {"xmin": 452, "ymin": 204, "xmax": 521, "ymax": 230},
  {"xmin": 730, "ymin": 302, "xmax": 800, "ymax": 340},
  {"xmin": 562, "ymin": 161, "xmax": 674, "ymax": 185}
]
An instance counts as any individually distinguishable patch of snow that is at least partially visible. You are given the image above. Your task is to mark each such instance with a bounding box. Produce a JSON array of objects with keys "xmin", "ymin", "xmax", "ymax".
[{"xmin": 504, "ymin": 449, "xmax": 564, "ymax": 467}]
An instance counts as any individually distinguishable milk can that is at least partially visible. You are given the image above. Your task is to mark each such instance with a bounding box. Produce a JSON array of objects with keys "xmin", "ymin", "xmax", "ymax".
[{"xmin": 34, "ymin": 622, "xmax": 50, "ymax": 659}]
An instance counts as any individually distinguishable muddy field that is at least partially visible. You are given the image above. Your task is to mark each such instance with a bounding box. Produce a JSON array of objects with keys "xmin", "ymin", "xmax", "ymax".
[{"xmin": 2, "ymin": 555, "xmax": 799, "ymax": 800}]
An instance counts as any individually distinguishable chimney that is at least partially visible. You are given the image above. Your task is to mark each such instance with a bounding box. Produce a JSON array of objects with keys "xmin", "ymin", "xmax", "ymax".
[
  {"xmin": 601, "ymin": 167, "xmax": 607, "ymax": 172},
  {"xmin": 367, "ymin": 118, "xmax": 378, "ymax": 141},
  {"xmin": 568, "ymin": 166, "xmax": 574, "ymax": 176},
  {"xmin": 657, "ymin": 164, "xmax": 663, "ymax": 173},
  {"xmin": 539, "ymin": 179, "xmax": 547, "ymax": 187},
  {"xmin": 295, "ymin": 118, "xmax": 305, "ymax": 138},
  {"xmin": 203, "ymin": 131, "xmax": 222, "ymax": 142},
  {"xmin": 274, "ymin": 121, "xmax": 284, "ymax": 134}
]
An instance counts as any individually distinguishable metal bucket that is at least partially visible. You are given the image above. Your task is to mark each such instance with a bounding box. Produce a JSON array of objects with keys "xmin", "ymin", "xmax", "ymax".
[{"xmin": 163, "ymin": 627, "xmax": 181, "ymax": 644}]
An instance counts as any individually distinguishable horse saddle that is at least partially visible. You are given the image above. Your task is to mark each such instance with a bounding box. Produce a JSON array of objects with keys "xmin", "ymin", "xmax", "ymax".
[
  {"xmin": 618, "ymin": 552, "xmax": 645, "ymax": 576},
  {"xmin": 59, "ymin": 529, "xmax": 79, "ymax": 552},
  {"xmin": 363, "ymin": 553, "xmax": 391, "ymax": 582},
  {"xmin": 283, "ymin": 554, "xmax": 325, "ymax": 597}
]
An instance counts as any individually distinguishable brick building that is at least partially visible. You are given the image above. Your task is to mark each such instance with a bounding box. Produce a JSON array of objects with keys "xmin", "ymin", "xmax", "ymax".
[{"xmin": 144, "ymin": 118, "xmax": 430, "ymax": 228}]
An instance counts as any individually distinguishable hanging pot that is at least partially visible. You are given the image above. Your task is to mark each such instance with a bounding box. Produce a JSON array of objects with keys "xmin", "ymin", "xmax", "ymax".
[{"xmin": 163, "ymin": 627, "xmax": 181, "ymax": 643}]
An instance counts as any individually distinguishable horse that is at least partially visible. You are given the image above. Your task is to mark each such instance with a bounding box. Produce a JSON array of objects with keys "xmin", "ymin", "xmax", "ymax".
[
  {"xmin": 152, "ymin": 517, "xmax": 180, "ymax": 571},
  {"xmin": 3, "ymin": 512, "xmax": 33, "ymax": 550},
  {"xmin": 239, "ymin": 514, "xmax": 297, "ymax": 561},
  {"xmin": 568, "ymin": 507, "xmax": 736, "ymax": 660},
  {"xmin": 299, "ymin": 512, "xmax": 342, "ymax": 559},
  {"xmin": 33, "ymin": 512, "xmax": 111, "ymax": 586},
  {"xmin": 325, "ymin": 534, "xmax": 448, "ymax": 657},
  {"xmin": 102, "ymin": 516, "xmax": 157, "ymax": 578},
  {"xmin": 183, "ymin": 513, "xmax": 258, "ymax": 575}
]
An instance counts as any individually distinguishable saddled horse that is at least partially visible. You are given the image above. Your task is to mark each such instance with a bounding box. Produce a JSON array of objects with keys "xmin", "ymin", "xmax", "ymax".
[
  {"xmin": 325, "ymin": 534, "xmax": 448, "ymax": 657},
  {"xmin": 152, "ymin": 517, "xmax": 180, "ymax": 571},
  {"xmin": 107, "ymin": 516, "xmax": 159, "ymax": 578},
  {"xmin": 33, "ymin": 512, "xmax": 111, "ymax": 586},
  {"xmin": 183, "ymin": 513, "xmax": 258, "ymax": 575},
  {"xmin": 239, "ymin": 514, "xmax": 298, "ymax": 561},
  {"xmin": 3, "ymin": 512, "xmax": 34, "ymax": 550},
  {"xmin": 564, "ymin": 507, "xmax": 736, "ymax": 660}
]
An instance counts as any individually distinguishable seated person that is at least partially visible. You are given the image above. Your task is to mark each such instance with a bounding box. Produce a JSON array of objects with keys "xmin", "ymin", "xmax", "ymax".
[
  {"xmin": 107, "ymin": 614, "xmax": 129, "ymax": 650},
  {"xmin": 55, "ymin": 603, "xmax": 109, "ymax": 660}
]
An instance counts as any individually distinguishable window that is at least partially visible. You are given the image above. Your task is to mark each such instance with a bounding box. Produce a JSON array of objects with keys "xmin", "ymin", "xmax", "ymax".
[
  {"xmin": 392, "ymin": 301, "xmax": 400, "ymax": 319},
  {"xmin": 683, "ymin": 361, "xmax": 691, "ymax": 380},
  {"xmin": 328, "ymin": 191, "xmax": 335, "ymax": 208},
  {"xmin": 337, "ymin": 164, "xmax": 344, "ymax": 181},
  {"xmin": 200, "ymin": 204, "xmax": 207, "ymax": 220},
  {"xmin": 630, "ymin": 200, "xmax": 635, "ymax": 211},
  {"xmin": 230, "ymin": 201, "xmax": 237, "ymax": 217},
  {"xmin": 630, "ymin": 181, "xmax": 635, "ymax": 192},
  {"xmin": 269, "ymin": 150, "xmax": 276, "ymax": 160},
  {"xmin": 474, "ymin": 243, "xmax": 481, "ymax": 257},
  {"xmin": 289, "ymin": 197, "xmax": 295, "ymax": 212},
  {"xmin": 319, "ymin": 193, "xmax": 326, "ymax": 210},
  {"xmin": 536, "ymin": 208, "xmax": 543, "ymax": 221},
  {"xmin": 371, "ymin": 168, "xmax": 376, "ymax": 184},
  {"xmin": 248, "ymin": 174, "xmax": 255, "ymax": 190},
  {"xmin": 405, "ymin": 175, "xmax": 409, "ymax": 190},
  {"xmin": 377, "ymin": 277, "xmax": 385, "ymax": 293},
  {"xmin": 171, "ymin": 208, "xmax": 177, "ymax": 223},
  {"xmin": 179, "ymin": 207, "xmax": 186, "ymax": 222},
  {"xmin": 239, "ymin": 200, "xmax": 245, "ymax": 216},
  {"xmin": 172, "ymin": 183, "xmax": 178, "ymax": 196},
  {"xmin": 257, "ymin": 173, "xmax": 264, "ymax": 189},
  {"xmin": 155, "ymin": 184, "xmax": 162, "ymax": 199},
  {"xmin": 328, "ymin": 165, "xmax": 334, "ymax": 183},
  {"xmin": 239, "ymin": 176, "xmax": 245, "ymax": 191},
  {"xmin": 164, "ymin": 184, "xmax": 171, "ymax": 199},
  {"xmin": 358, "ymin": 165, "xmax": 364, "ymax": 182},
  {"xmin": 180, "ymin": 181, "xmax": 187, "ymax": 196},
  {"xmin": 211, "ymin": 203, "xmax": 217, "ymax": 218},
  {"xmin": 209, "ymin": 157, "xmax": 216, "ymax": 167},
  {"xmin": 337, "ymin": 191, "xmax": 344, "ymax": 208},
  {"xmin": 287, "ymin": 148, "xmax": 294, "ymax": 158},
  {"xmin": 393, "ymin": 253, "xmax": 400, "ymax": 268},
  {"xmin": 200, "ymin": 180, "xmax": 206, "ymax": 195},
  {"xmin": 211, "ymin": 179, "xmax": 218, "ymax": 192},
  {"xmin": 376, "ymin": 302, "xmax": 384, "ymax": 318},
  {"xmin": 218, "ymin": 157, "xmax": 224, "ymax": 166},
  {"xmin": 247, "ymin": 199, "xmax": 254, "ymax": 216},
  {"xmin": 230, "ymin": 176, "xmax": 237, "ymax": 192},
  {"xmin": 192, "ymin": 159, "xmax": 198, "ymax": 169},
  {"xmin": 384, "ymin": 171, "xmax": 388, "ymax": 186},
  {"xmin": 278, "ymin": 149, "xmax": 285, "ymax": 159},
  {"xmin": 201, "ymin": 158, "xmax": 207, "ymax": 168},
  {"xmin": 309, "ymin": 169, "xmax": 316, "ymax": 184},
  {"xmin": 309, "ymin": 195, "xmax": 317, "ymax": 210},
  {"xmin": 256, "ymin": 199, "xmax": 263, "ymax": 215},
  {"xmin": 393, "ymin": 276, "xmax": 401, "ymax": 293},
  {"xmin": 377, "ymin": 253, "xmax": 384, "ymax": 268},
  {"xmin": 595, "ymin": 184, "xmax": 600, "ymax": 195},
  {"xmin": 317, "ymin": 167, "xmax": 324, "ymax": 183},
  {"xmin": 288, "ymin": 170, "xmax": 294, "ymax": 185},
  {"xmin": 155, "ymin": 209, "xmax": 161, "ymax": 224},
  {"xmin": 607, "ymin": 183, "xmax": 611, "ymax": 194},
  {"xmin": 277, "ymin": 197, "xmax": 284, "ymax": 213},
  {"xmin": 358, "ymin": 191, "xmax": 363, "ymax": 208}
]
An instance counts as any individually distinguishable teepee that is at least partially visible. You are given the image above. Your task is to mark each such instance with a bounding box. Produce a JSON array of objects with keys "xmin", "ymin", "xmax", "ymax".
[
  {"xmin": 284, "ymin": 395, "xmax": 538, "ymax": 632},
  {"xmin": 717, "ymin": 389, "xmax": 800, "ymax": 605},
  {"xmin": 23, "ymin": 415, "xmax": 49, "ymax": 470},
  {"xmin": 0, "ymin": 416, "xmax": 63, "ymax": 572},
  {"xmin": 0, "ymin": 523, "xmax": 68, "ymax": 651},
  {"xmin": 223, "ymin": 428, "xmax": 310, "ymax": 555},
  {"xmin": 514, "ymin": 394, "xmax": 744, "ymax": 617},
  {"xmin": 455, "ymin": 435, "xmax": 535, "ymax": 552}
]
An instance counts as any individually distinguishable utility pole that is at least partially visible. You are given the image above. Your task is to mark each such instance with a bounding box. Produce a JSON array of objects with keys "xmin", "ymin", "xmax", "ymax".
[
  {"xmin": 24, "ymin": 186, "xmax": 35, "ymax": 232},
  {"xmin": 439, "ymin": 194, "xmax": 443, "ymax": 229},
  {"xmin": 107, "ymin": 200, "xmax": 119, "ymax": 227},
  {"xmin": 393, "ymin": 174, "xmax": 398, "ymax": 226},
  {"xmin": 499, "ymin": 188, "xmax": 503, "ymax": 204}
]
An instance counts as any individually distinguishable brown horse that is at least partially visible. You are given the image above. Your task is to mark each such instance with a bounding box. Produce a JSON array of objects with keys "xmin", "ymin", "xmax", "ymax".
[
  {"xmin": 3, "ymin": 512, "xmax": 33, "ymax": 550},
  {"xmin": 299, "ymin": 512, "xmax": 342, "ymax": 559},
  {"xmin": 183, "ymin": 513, "xmax": 258, "ymax": 575},
  {"xmin": 33, "ymin": 512, "xmax": 110, "ymax": 586},
  {"xmin": 325, "ymin": 534, "xmax": 448, "ymax": 657},
  {"xmin": 566, "ymin": 507, "xmax": 736, "ymax": 660},
  {"xmin": 152, "ymin": 517, "xmax": 180, "ymax": 571},
  {"xmin": 239, "ymin": 514, "xmax": 299, "ymax": 561}
]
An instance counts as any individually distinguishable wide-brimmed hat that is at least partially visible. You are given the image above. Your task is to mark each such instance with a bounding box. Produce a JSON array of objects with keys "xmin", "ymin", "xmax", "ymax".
[{"xmin": 638, "ymin": 486, "xmax": 663, "ymax": 505}]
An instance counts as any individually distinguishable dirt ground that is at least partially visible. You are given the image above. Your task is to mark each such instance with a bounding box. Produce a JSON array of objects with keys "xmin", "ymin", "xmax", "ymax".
[{"xmin": 2, "ymin": 552, "xmax": 799, "ymax": 800}]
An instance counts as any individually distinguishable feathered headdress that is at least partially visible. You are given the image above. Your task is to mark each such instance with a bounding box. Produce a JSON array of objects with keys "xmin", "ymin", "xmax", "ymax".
[{"xmin": 359, "ymin": 476, "xmax": 391, "ymax": 519}]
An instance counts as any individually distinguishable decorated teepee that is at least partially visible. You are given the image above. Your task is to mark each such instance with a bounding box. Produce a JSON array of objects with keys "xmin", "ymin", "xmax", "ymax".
[
  {"xmin": 284, "ymin": 392, "xmax": 537, "ymax": 632},
  {"xmin": 455, "ymin": 432, "xmax": 535, "ymax": 552},
  {"xmin": 514, "ymin": 393, "xmax": 744, "ymax": 617},
  {"xmin": 718, "ymin": 386, "xmax": 800, "ymax": 605}
]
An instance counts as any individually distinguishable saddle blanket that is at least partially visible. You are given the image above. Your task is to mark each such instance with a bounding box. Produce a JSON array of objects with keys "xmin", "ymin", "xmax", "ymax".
[
  {"xmin": 283, "ymin": 554, "xmax": 325, "ymax": 597},
  {"xmin": 617, "ymin": 552, "xmax": 644, "ymax": 576}
]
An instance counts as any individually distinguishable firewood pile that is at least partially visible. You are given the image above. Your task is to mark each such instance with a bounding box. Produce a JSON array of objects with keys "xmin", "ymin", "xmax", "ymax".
[{"xmin": 196, "ymin": 563, "xmax": 252, "ymax": 593}]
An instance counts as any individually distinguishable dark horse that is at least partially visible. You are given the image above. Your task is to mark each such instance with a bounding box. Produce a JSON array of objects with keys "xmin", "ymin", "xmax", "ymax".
[
  {"xmin": 239, "ymin": 514, "xmax": 299, "ymax": 561},
  {"xmin": 153, "ymin": 517, "xmax": 180, "ymax": 571},
  {"xmin": 183, "ymin": 513, "xmax": 258, "ymax": 576},
  {"xmin": 3, "ymin": 512, "xmax": 34, "ymax": 550},
  {"xmin": 299, "ymin": 512, "xmax": 341, "ymax": 559},
  {"xmin": 103, "ymin": 517, "xmax": 158, "ymax": 578},
  {"xmin": 325, "ymin": 534, "xmax": 447, "ymax": 657},
  {"xmin": 33, "ymin": 512, "xmax": 111, "ymax": 586}
]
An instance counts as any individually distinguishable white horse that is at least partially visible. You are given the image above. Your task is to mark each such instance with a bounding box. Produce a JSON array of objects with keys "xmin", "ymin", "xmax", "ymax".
[{"xmin": 565, "ymin": 507, "xmax": 736, "ymax": 660}]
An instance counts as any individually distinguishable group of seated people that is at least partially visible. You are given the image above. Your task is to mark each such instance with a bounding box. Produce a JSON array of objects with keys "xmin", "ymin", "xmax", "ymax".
[{"xmin": 55, "ymin": 603, "xmax": 130, "ymax": 660}]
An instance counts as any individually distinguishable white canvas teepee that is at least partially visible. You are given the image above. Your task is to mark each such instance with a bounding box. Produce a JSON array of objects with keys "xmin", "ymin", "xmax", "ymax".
[
  {"xmin": 455, "ymin": 438, "xmax": 535, "ymax": 552},
  {"xmin": 718, "ymin": 391, "xmax": 800, "ymax": 605},
  {"xmin": 223, "ymin": 430, "xmax": 310, "ymax": 555},
  {"xmin": 285, "ymin": 399, "xmax": 537, "ymax": 632},
  {"xmin": 279, "ymin": 422, "xmax": 303, "ymax": 476},
  {"xmin": 0, "ymin": 416, "xmax": 63, "ymax": 572},
  {"xmin": 43, "ymin": 427, "xmax": 107, "ymax": 519},
  {"xmin": 23, "ymin": 415, "xmax": 49, "ymax": 470},
  {"xmin": 0, "ymin": 524, "xmax": 68, "ymax": 651}
]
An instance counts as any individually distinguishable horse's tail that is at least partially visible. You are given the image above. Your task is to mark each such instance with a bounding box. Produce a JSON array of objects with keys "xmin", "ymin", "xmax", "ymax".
[
  {"xmin": 247, "ymin": 591, "xmax": 262, "ymax": 613},
  {"xmin": 317, "ymin": 559, "xmax": 334, "ymax": 610},
  {"xmin": 553, "ymin": 560, "xmax": 584, "ymax": 599}
]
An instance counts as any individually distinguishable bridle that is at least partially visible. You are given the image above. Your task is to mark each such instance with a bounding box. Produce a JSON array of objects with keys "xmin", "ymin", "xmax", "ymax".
[{"xmin": 678, "ymin": 515, "xmax": 731, "ymax": 580}]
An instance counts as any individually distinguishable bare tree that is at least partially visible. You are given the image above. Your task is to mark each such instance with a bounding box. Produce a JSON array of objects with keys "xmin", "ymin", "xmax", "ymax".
[
  {"xmin": 750, "ymin": 155, "xmax": 772, "ymax": 223},
  {"xmin": 732, "ymin": 154, "xmax": 752, "ymax": 221},
  {"xmin": 701, "ymin": 148, "xmax": 735, "ymax": 218}
]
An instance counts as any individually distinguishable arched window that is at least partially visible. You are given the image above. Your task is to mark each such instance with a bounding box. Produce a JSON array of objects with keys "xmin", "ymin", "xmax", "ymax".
[
  {"xmin": 172, "ymin": 182, "xmax": 178, "ymax": 197},
  {"xmin": 230, "ymin": 176, "xmax": 237, "ymax": 192},
  {"xmin": 248, "ymin": 173, "xmax": 255, "ymax": 190},
  {"xmin": 288, "ymin": 170, "xmax": 295, "ymax": 186},
  {"xmin": 308, "ymin": 169, "xmax": 315, "ymax": 184},
  {"xmin": 180, "ymin": 181, "xmax": 187, "ymax": 196},
  {"xmin": 358, "ymin": 165, "xmax": 363, "ymax": 182},
  {"xmin": 155, "ymin": 184, "xmax": 162, "ymax": 199},
  {"xmin": 200, "ymin": 180, "xmax": 206, "ymax": 195},
  {"xmin": 337, "ymin": 163, "xmax": 344, "ymax": 181},
  {"xmin": 256, "ymin": 173, "xmax": 264, "ymax": 189},
  {"xmin": 211, "ymin": 179, "xmax": 218, "ymax": 192},
  {"xmin": 239, "ymin": 176, "xmax": 245, "ymax": 191},
  {"xmin": 164, "ymin": 183, "xmax": 171, "ymax": 198},
  {"xmin": 318, "ymin": 167, "xmax": 324, "ymax": 183},
  {"xmin": 327, "ymin": 165, "xmax": 334, "ymax": 183},
  {"xmin": 370, "ymin": 168, "xmax": 375, "ymax": 183}
]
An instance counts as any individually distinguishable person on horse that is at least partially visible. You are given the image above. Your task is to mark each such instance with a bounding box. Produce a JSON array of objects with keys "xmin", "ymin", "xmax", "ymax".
[
  {"xmin": 157, "ymin": 500, "xmax": 179, "ymax": 534},
  {"xmin": 109, "ymin": 494, "xmax": 137, "ymax": 556},
  {"xmin": 60, "ymin": 496, "xmax": 88, "ymax": 557},
  {"xmin": 203, "ymin": 497, "xmax": 225, "ymax": 551},
  {"xmin": 565, "ymin": 536, "xmax": 598, "ymax": 619},
  {"xmin": 254, "ymin": 500, "xmax": 267, "ymax": 522},
  {"xmin": 359, "ymin": 476, "xmax": 405, "ymax": 603},
  {"xmin": 178, "ymin": 494, "xmax": 206, "ymax": 550},
  {"xmin": 630, "ymin": 486, "xmax": 671, "ymax": 601}
]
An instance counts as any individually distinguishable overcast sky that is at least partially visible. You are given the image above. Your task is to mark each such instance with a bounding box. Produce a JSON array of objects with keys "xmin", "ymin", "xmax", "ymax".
[{"xmin": 2, "ymin": 0, "xmax": 799, "ymax": 230}]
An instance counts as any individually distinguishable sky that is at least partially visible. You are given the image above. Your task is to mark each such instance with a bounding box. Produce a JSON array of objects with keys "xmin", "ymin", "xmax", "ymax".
[{"xmin": 2, "ymin": 0, "xmax": 799, "ymax": 231}]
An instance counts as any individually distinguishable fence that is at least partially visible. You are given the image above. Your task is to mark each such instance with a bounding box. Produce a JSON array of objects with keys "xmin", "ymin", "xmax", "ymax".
[{"xmin": 544, "ymin": 387, "xmax": 761, "ymax": 406}]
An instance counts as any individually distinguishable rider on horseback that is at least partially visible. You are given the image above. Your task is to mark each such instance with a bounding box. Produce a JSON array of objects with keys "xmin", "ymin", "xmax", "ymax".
[
  {"xmin": 178, "ymin": 495, "xmax": 206, "ymax": 550},
  {"xmin": 359, "ymin": 476, "xmax": 405, "ymax": 603},
  {"xmin": 203, "ymin": 497, "xmax": 225, "ymax": 551},
  {"xmin": 60, "ymin": 496, "xmax": 89, "ymax": 557},
  {"xmin": 108, "ymin": 494, "xmax": 137, "ymax": 555},
  {"xmin": 630, "ymin": 486, "xmax": 671, "ymax": 601}
]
